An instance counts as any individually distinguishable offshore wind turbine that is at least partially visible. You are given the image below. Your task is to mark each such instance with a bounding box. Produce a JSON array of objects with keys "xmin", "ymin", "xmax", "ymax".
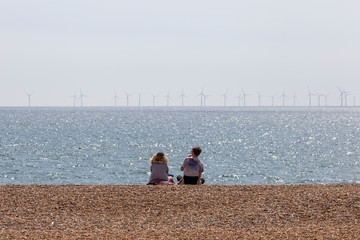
[
  {"xmin": 199, "ymin": 88, "xmax": 205, "ymax": 107},
  {"xmin": 338, "ymin": 87, "xmax": 350, "ymax": 107},
  {"xmin": 344, "ymin": 91, "xmax": 351, "ymax": 107},
  {"xmin": 279, "ymin": 90, "xmax": 287, "ymax": 107},
  {"xmin": 236, "ymin": 93, "xmax": 242, "ymax": 106},
  {"xmin": 307, "ymin": 88, "xmax": 315, "ymax": 107},
  {"xmin": 164, "ymin": 92, "xmax": 171, "ymax": 107},
  {"xmin": 79, "ymin": 90, "xmax": 86, "ymax": 107},
  {"xmin": 337, "ymin": 87, "xmax": 344, "ymax": 107},
  {"xmin": 25, "ymin": 92, "xmax": 33, "ymax": 107},
  {"xmin": 270, "ymin": 95, "xmax": 276, "ymax": 106},
  {"xmin": 138, "ymin": 93, "xmax": 141, "ymax": 107},
  {"xmin": 203, "ymin": 93, "xmax": 210, "ymax": 106},
  {"xmin": 324, "ymin": 95, "xmax": 329, "ymax": 107},
  {"xmin": 257, "ymin": 92, "xmax": 264, "ymax": 107},
  {"xmin": 179, "ymin": 89, "xmax": 186, "ymax": 107},
  {"xmin": 291, "ymin": 92, "xmax": 297, "ymax": 107},
  {"xmin": 152, "ymin": 94, "xmax": 158, "ymax": 107},
  {"xmin": 124, "ymin": 92, "xmax": 133, "ymax": 107},
  {"xmin": 71, "ymin": 92, "xmax": 77, "ymax": 107},
  {"xmin": 113, "ymin": 92, "xmax": 119, "ymax": 107},
  {"xmin": 316, "ymin": 92, "xmax": 323, "ymax": 106},
  {"xmin": 221, "ymin": 92, "xmax": 228, "ymax": 107},
  {"xmin": 242, "ymin": 90, "xmax": 250, "ymax": 107}
]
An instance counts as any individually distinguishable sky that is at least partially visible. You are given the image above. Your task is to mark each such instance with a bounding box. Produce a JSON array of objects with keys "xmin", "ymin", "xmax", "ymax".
[{"xmin": 1, "ymin": 0, "xmax": 359, "ymax": 107}]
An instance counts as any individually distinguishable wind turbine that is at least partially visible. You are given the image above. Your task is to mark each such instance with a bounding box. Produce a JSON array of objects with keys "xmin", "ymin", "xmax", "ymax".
[
  {"xmin": 269, "ymin": 95, "xmax": 276, "ymax": 106},
  {"xmin": 307, "ymin": 88, "xmax": 315, "ymax": 107},
  {"xmin": 337, "ymin": 87, "xmax": 346, "ymax": 107},
  {"xmin": 242, "ymin": 90, "xmax": 250, "ymax": 107},
  {"xmin": 113, "ymin": 92, "xmax": 119, "ymax": 107},
  {"xmin": 291, "ymin": 92, "xmax": 297, "ymax": 107},
  {"xmin": 164, "ymin": 92, "xmax": 171, "ymax": 107},
  {"xmin": 221, "ymin": 92, "xmax": 229, "ymax": 107},
  {"xmin": 236, "ymin": 93, "xmax": 242, "ymax": 106},
  {"xmin": 79, "ymin": 90, "xmax": 86, "ymax": 107},
  {"xmin": 25, "ymin": 92, "xmax": 33, "ymax": 107},
  {"xmin": 152, "ymin": 94, "xmax": 158, "ymax": 107},
  {"xmin": 257, "ymin": 92, "xmax": 264, "ymax": 107},
  {"xmin": 179, "ymin": 89, "xmax": 186, "ymax": 107},
  {"xmin": 354, "ymin": 96, "xmax": 356, "ymax": 107},
  {"xmin": 138, "ymin": 93, "xmax": 141, "ymax": 107},
  {"xmin": 71, "ymin": 92, "xmax": 77, "ymax": 107},
  {"xmin": 124, "ymin": 92, "xmax": 133, "ymax": 107},
  {"xmin": 316, "ymin": 92, "xmax": 323, "ymax": 107},
  {"xmin": 344, "ymin": 91, "xmax": 351, "ymax": 107},
  {"xmin": 199, "ymin": 88, "xmax": 205, "ymax": 107},
  {"xmin": 324, "ymin": 95, "xmax": 329, "ymax": 107},
  {"xmin": 203, "ymin": 93, "xmax": 210, "ymax": 106},
  {"xmin": 279, "ymin": 90, "xmax": 287, "ymax": 107}
]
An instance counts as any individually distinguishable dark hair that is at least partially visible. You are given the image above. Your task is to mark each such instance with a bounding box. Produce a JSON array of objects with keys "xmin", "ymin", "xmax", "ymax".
[{"xmin": 192, "ymin": 147, "xmax": 202, "ymax": 156}]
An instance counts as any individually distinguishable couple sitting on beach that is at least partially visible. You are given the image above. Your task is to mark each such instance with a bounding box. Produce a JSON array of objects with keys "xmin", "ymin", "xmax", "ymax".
[{"xmin": 148, "ymin": 147, "xmax": 205, "ymax": 185}]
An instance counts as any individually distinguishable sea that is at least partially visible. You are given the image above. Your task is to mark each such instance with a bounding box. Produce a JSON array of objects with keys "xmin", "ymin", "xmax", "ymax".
[{"xmin": 1, "ymin": 107, "xmax": 359, "ymax": 185}]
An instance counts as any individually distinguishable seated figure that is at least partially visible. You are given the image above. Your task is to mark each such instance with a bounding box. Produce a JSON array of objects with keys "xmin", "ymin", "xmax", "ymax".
[{"xmin": 147, "ymin": 152, "xmax": 174, "ymax": 185}]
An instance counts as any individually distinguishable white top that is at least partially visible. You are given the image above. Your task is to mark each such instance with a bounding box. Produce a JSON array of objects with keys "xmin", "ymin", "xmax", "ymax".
[{"xmin": 182, "ymin": 157, "xmax": 204, "ymax": 177}]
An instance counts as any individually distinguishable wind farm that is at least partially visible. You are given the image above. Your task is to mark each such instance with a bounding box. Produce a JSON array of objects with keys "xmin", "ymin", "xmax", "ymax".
[{"xmin": 6, "ymin": 87, "xmax": 359, "ymax": 108}]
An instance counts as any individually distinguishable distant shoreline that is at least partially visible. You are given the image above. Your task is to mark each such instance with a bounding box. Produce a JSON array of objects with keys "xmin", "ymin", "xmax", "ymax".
[{"xmin": 1, "ymin": 184, "xmax": 359, "ymax": 239}]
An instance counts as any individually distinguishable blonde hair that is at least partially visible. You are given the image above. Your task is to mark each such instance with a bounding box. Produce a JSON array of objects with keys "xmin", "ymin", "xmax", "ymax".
[{"xmin": 150, "ymin": 152, "xmax": 168, "ymax": 165}]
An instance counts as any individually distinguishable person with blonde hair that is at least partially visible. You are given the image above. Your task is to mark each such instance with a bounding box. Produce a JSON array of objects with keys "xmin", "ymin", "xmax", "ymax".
[{"xmin": 147, "ymin": 152, "xmax": 174, "ymax": 185}]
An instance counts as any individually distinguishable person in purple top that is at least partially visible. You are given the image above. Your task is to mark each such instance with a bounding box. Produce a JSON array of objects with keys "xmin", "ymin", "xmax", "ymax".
[
  {"xmin": 148, "ymin": 152, "xmax": 174, "ymax": 185},
  {"xmin": 178, "ymin": 147, "xmax": 205, "ymax": 185}
]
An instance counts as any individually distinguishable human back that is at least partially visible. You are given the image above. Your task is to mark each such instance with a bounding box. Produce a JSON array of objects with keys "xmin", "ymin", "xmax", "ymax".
[
  {"xmin": 180, "ymin": 147, "xmax": 204, "ymax": 185},
  {"xmin": 148, "ymin": 152, "xmax": 174, "ymax": 185}
]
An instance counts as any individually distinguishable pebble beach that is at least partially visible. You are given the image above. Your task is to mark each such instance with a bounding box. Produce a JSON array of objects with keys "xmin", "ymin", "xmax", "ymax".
[{"xmin": 1, "ymin": 184, "xmax": 360, "ymax": 239}]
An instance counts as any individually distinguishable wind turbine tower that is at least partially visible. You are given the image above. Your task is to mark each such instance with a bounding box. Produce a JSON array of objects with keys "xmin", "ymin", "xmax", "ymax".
[
  {"xmin": 199, "ymin": 89, "xmax": 205, "ymax": 107},
  {"xmin": 124, "ymin": 92, "xmax": 133, "ymax": 107},
  {"xmin": 270, "ymin": 95, "xmax": 275, "ymax": 106},
  {"xmin": 344, "ymin": 91, "xmax": 350, "ymax": 107},
  {"xmin": 307, "ymin": 88, "xmax": 314, "ymax": 107},
  {"xmin": 324, "ymin": 95, "xmax": 329, "ymax": 107},
  {"xmin": 165, "ymin": 92, "xmax": 171, "ymax": 107},
  {"xmin": 221, "ymin": 92, "xmax": 228, "ymax": 107},
  {"xmin": 257, "ymin": 92, "xmax": 263, "ymax": 107},
  {"xmin": 242, "ymin": 90, "xmax": 249, "ymax": 107},
  {"xmin": 203, "ymin": 93, "xmax": 209, "ymax": 107},
  {"xmin": 316, "ymin": 92, "xmax": 323, "ymax": 107},
  {"xmin": 71, "ymin": 92, "xmax": 77, "ymax": 107},
  {"xmin": 180, "ymin": 89, "xmax": 186, "ymax": 107},
  {"xmin": 138, "ymin": 93, "xmax": 141, "ymax": 107},
  {"xmin": 152, "ymin": 94, "xmax": 158, "ymax": 107},
  {"xmin": 292, "ymin": 92, "xmax": 297, "ymax": 107},
  {"xmin": 280, "ymin": 90, "xmax": 287, "ymax": 107},
  {"xmin": 79, "ymin": 90, "xmax": 86, "ymax": 107},
  {"xmin": 337, "ymin": 87, "xmax": 345, "ymax": 107},
  {"xmin": 354, "ymin": 96, "xmax": 356, "ymax": 107},
  {"xmin": 236, "ymin": 93, "xmax": 242, "ymax": 106},
  {"xmin": 25, "ymin": 92, "xmax": 33, "ymax": 107},
  {"xmin": 114, "ymin": 92, "xmax": 119, "ymax": 107}
]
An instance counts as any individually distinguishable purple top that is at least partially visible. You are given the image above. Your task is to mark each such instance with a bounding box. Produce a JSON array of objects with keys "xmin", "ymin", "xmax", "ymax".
[
  {"xmin": 149, "ymin": 164, "xmax": 169, "ymax": 181},
  {"xmin": 182, "ymin": 157, "xmax": 204, "ymax": 177}
]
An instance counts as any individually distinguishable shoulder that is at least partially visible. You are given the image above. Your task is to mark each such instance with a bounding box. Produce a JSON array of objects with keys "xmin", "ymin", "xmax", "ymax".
[{"xmin": 152, "ymin": 163, "xmax": 167, "ymax": 167}]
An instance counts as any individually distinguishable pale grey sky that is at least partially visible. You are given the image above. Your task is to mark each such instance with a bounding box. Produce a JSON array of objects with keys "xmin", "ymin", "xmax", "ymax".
[{"xmin": 1, "ymin": 0, "xmax": 359, "ymax": 106}]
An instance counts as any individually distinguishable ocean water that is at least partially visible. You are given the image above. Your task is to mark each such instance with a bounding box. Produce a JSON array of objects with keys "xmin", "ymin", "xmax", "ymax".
[{"xmin": 1, "ymin": 107, "xmax": 360, "ymax": 185}]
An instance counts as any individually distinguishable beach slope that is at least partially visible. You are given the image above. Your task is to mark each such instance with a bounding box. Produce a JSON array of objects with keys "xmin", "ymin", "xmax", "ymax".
[{"xmin": 1, "ymin": 185, "xmax": 359, "ymax": 239}]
